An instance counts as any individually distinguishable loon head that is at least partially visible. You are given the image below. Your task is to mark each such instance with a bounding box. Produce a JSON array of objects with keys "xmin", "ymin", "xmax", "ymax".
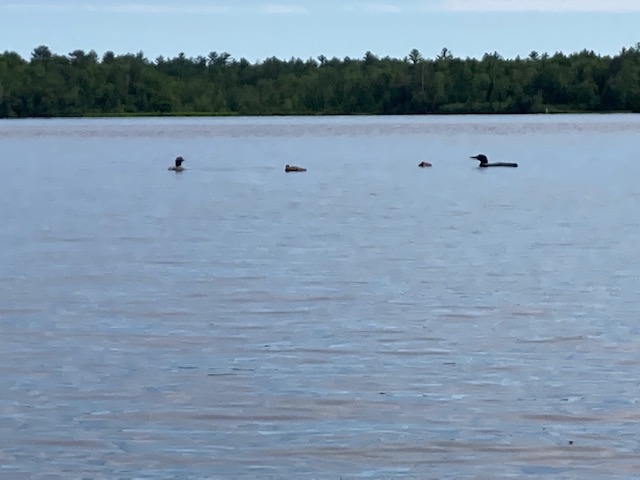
[
  {"xmin": 470, "ymin": 154, "xmax": 488, "ymax": 165},
  {"xmin": 175, "ymin": 156, "xmax": 185, "ymax": 167}
]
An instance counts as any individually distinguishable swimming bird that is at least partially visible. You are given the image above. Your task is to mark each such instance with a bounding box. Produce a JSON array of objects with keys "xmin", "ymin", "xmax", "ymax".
[
  {"xmin": 285, "ymin": 164, "xmax": 307, "ymax": 172},
  {"xmin": 168, "ymin": 156, "xmax": 186, "ymax": 172},
  {"xmin": 418, "ymin": 161, "xmax": 432, "ymax": 168},
  {"xmin": 470, "ymin": 154, "xmax": 517, "ymax": 168}
]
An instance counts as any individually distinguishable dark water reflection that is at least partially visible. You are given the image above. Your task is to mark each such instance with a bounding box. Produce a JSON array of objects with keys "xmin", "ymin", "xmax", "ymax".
[{"xmin": 1, "ymin": 115, "xmax": 640, "ymax": 478}]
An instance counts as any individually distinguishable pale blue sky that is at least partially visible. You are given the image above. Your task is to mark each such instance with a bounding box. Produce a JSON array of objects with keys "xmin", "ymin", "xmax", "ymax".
[{"xmin": 1, "ymin": 0, "xmax": 639, "ymax": 62}]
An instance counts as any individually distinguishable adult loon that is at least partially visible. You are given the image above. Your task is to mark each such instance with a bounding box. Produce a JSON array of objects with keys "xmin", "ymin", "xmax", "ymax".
[
  {"xmin": 471, "ymin": 154, "xmax": 517, "ymax": 168},
  {"xmin": 168, "ymin": 156, "xmax": 186, "ymax": 172},
  {"xmin": 285, "ymin": 164, "xmax": 307, "ymax": 172},
  {"xmin": 418, "ymin": 161, "xmax": 432, "ymax": 168}
]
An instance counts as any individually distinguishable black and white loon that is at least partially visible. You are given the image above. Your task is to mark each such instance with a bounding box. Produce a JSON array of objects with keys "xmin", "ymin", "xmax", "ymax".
[
  {"xmin": 168, "ymin": 156, "xmax": 185, "ymax": 172},
  {"xmin": 471, "ymin": 154, "xmax": 517, "ymax": 168}
]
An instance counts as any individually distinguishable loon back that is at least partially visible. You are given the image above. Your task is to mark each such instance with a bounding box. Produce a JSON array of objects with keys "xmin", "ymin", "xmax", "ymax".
[
  {"xmin": 470, "ymin": 154, "xmax": 517, "ymax": 168},
  {"xmin": 485, "ymin": 162, "xmax": 518, "ymax": 168},
  {"xmin": 285, "ymin": 164, "xmax": 307, "ymax": 172}
]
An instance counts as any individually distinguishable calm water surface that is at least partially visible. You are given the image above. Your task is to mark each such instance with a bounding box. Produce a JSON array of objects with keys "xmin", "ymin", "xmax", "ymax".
[{"xmin": 1, "ymin": 115, "xmax": 640, "ymax": 479}]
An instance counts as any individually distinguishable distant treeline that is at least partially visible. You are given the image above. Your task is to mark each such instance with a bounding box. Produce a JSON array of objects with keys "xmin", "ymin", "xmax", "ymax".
[{"xmin": 1, "ymin": 44, "xmax": 640, "ymax": 118}]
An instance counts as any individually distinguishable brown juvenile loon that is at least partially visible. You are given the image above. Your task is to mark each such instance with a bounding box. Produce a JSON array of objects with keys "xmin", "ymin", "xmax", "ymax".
[
  {"xmin": 285, "ymin": 164, "xmax": 307, "ymax": 172},
  {"xmin": 418, "ymin": 161, "xmax": 432, "ymax": 168},
  {"xmin": 168, "ymin": 156, "xmax": 186, "ymax": 172},
  {"xmin": 471, "ymin": 154, "xmax": 517, "ymax": 168}
]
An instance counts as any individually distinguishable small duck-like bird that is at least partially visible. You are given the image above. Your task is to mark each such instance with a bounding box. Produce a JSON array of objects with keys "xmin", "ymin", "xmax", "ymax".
[
  {"xmin": 285, "ymin": 164, "xmax": 306, "ymax": 172},
  {"xmin": 471, "ymin": 154, "xmax": 517, "ymax": 168},
  {"xmin": 168, "ymin": 156, "xmax": 186, "ymax": 172},
  {"xmin": 418, "ymin": 161, "xmax": 432, "ymax": 168}
]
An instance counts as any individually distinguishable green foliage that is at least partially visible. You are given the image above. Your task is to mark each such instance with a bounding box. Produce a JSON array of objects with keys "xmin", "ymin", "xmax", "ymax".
[{"xmin": 1, "ymin": 45, "xmax": 640, "ymax": 117}]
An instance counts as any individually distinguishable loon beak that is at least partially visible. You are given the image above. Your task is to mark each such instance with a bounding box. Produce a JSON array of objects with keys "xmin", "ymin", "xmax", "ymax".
[{"xmin": 470, "ymin": 155, "xmax": 479, "ymax": 159}]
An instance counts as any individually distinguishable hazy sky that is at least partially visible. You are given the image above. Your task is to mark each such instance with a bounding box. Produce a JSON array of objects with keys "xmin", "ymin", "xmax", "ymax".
[{"xmin": 1, "ymin": 0, "xmax": 639, "ymax": 62}]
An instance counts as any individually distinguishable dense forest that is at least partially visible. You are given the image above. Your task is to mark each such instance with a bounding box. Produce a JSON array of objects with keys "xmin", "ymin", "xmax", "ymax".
[{"xmin": 1, "ymin": 44, "xmax": 640, "ymax": 118}]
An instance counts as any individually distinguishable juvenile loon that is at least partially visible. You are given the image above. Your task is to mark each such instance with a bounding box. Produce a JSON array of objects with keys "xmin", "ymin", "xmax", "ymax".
[
  {"xmin": 418, "ymin": 161, "xmax": 432, "ymax": 168},
  {"xmin": 471, "ymin": 154, "xmax": 517, "ymax": 168},
  {"xmin": 285, "ymin": 164, "xmax": 307, "ymax": 172},
  {"xmin": 168, "ymin": 156, "xmax": 186, "ymax": 172}
]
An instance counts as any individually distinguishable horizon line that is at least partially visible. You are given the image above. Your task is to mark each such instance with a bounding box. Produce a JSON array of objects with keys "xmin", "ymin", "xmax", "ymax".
[{"xmin": 6, "ymin": 44, "xmax": 638, "ymax": 62}]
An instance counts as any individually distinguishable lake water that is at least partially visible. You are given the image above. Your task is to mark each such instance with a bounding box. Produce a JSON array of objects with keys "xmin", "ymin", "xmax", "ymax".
[{"xmin": 1, "ymin": 115, "xmax": 640, "ymax": 479}]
